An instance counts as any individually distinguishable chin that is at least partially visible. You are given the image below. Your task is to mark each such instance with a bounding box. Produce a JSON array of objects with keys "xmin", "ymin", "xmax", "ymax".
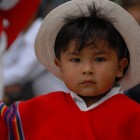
[{"xmin": 78, "ymin": 89, "xmax": 99, "ymax": 96}]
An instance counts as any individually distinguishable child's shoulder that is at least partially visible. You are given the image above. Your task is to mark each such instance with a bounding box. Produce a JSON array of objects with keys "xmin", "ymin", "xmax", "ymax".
[
  {"xmin": 19, "ymin": 91, "xmax": 69, "ymax": 108},
  {"xmin": 109, "ymin": 94, "xmax": 140, "ymax": 112},
  {"xmin": 31, "ymin": 91, "xmax": 68, "ymax": 101}
]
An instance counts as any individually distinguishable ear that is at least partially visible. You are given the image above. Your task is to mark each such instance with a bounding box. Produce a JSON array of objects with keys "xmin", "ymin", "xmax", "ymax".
[
  {"xmin": 54, "ymin": 58, "xmax": 63, "ymax": 78},
  {"xmin": 54, "ymin": 58, "xmax": 61, "ymax": 68},
  {"xmin": 117, "ymin": 57, "xmax": 128, "ymax": 78}
]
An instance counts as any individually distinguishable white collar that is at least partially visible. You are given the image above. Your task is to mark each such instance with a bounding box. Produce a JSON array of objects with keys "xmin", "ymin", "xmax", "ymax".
[{"xmin": 70, "ymin": 84, "xmax": 123, "ymax": 111}]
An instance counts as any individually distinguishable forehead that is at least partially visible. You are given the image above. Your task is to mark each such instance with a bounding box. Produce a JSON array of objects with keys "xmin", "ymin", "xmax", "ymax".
[{"xmin": 67, "ymin": 39, "xmax": 111, "ymax": 52}]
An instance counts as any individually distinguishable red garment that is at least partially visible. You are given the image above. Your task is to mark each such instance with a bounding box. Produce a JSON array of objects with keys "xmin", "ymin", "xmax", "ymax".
[
  {"xmin": 0, "ymin": 0, "xmax": 41, "ymax": 48},
  {"xmin": 0, "ymin": 114, "xmax": 8, "ymax": 140},
  {"xmin": 0, "ymin": 91, "xmax": 140, "ymax": 140}
]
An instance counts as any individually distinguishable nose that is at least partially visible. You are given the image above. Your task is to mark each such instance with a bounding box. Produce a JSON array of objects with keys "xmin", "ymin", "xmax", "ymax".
[{"xmin": 82, "ymin": 63, "xmax": 94, "ymax": 75}]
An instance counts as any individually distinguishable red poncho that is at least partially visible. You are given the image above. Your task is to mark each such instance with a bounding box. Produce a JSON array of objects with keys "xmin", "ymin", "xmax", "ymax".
[{"xmin": 0, "ymin": 92, "xmax": 140, "ymax": 140}]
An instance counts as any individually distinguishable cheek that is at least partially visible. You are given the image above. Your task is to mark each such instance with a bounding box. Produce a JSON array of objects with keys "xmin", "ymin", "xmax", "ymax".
[
  {"xmin": 96, "ymin": 69, "xmax": 117, "ymax": 93},
  {"xmin": 61, "ymin": 66, "xmax": 79, "ymax": 80},
  {"xmin": 60, "ymin": 64, "xmax": 81, "ymax": 87},
  {"xmin": 61, "ymin": 69, "xmax": 78, "ymax": 90},
  {"xmin": 96, "ymin": 65, "xmax": 119, "ymax": 82}
]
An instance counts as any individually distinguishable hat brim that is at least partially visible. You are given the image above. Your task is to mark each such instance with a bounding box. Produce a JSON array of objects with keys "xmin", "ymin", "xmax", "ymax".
[{"xmin": 35, "ymin": 0, "xmax": 140, "ymax": 90}]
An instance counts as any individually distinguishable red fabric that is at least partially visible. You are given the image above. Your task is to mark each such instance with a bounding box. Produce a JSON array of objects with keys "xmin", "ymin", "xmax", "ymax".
[
  {"xmin": 16, "ymin": 92, "xmax": 140, "ymax": 140},
  {"xmin": 0, "ymin": 0, "xmax": 41, "ymax": 48},
  {"xmin": 0, "ymin": 16, "xmax": 2, "ymax": 33},
  {"xmin": 0, "ymin": 112, "xmax": 8, "ymax": 140},
  {"xmin": 0, "ymin": 92, "xmax": 140, "ymax": 139}
]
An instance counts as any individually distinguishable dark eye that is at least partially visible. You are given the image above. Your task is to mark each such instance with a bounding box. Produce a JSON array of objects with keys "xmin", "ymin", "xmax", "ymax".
[
  {"xmin": 70, "ymin": 58, "xmax": 80, "ymax": 62},
  {"xmin": 95, "ymin": 57, "xmax": 105, "ymax": 62}
]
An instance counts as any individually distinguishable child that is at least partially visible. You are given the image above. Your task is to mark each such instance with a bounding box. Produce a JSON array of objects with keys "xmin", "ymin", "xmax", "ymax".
[{"xmin": 1, "ymin": 0, "xmax": 140, "ymax": 139}]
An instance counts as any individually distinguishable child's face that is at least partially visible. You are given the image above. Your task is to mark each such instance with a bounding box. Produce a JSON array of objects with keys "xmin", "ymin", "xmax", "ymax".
[{"xmin": 55, "ymin": 40, "xmax": 128, "ymax": 97}]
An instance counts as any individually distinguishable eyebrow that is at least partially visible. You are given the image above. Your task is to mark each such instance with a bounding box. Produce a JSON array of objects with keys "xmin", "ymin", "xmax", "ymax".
[
  {"xmin": 94, "ymin": 49, "xmax": 111, "ymax": 55},
  {"xmin": 66, "ymin": 51, "xmax": 80, "ymax": 56}
]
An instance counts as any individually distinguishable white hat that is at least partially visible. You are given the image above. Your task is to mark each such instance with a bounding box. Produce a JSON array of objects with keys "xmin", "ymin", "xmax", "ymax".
[{"xmin": 35, "ymin": 0, "xmax": 140, "ymax": 90}]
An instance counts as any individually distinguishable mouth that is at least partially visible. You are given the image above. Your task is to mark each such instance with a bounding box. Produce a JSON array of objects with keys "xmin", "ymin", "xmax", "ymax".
[{"xmin": 80, "ymin": 80, "xmax": 96, "ymax": 84}]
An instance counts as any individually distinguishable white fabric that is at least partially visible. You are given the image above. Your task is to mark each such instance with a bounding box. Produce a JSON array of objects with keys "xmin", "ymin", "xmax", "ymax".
[
  {"xmin": 32, "ymin": 72, "xmax": 68, "ymax": 95},
  {"xmin": 0, "ymin": 31, "xmax": 6, "ymax": 99},
  {"xmin": 70, "ymin": 85, "xmax": 123, "ymax": 111},
  {"xmin": 3, "ymin": 18, "xmax": 68, "ymax": 96},
  {"xmin": 0, "ymin": 0, "xmax": 19, "ymax": 10}
]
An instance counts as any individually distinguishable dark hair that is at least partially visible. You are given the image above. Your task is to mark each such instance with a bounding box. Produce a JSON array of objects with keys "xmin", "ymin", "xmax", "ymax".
[{"xmin": 54, "ymin": 3, "xmax": 129, "ymax": 80}]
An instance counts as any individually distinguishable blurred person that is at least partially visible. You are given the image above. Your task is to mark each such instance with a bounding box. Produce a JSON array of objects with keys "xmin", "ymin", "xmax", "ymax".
[
  {"xmin": 122, "ymin": 0, "xmax": 140, "ymax": 25},
  {"xmin": 0, "ymin": 0, "xmax": 39, "ymax": 48},
  {"xmin": 1, "ymin": 0, "xmax": 41, "ymax": 104},
  {"xmin": 0, "ymin": 0, "xmax": 21, "ymax": 100},
  {"xmin": 0, "ymin": 17, "xmax": 6, "ymax": 99},
  {"xmin": 122, "ymin": 0, "xmax": 140, "ymax": 103},
  {"xmin": 2, "ymin": 0, "xmax": 68, "ymax": 105},
  {"xmin": 111, "ymin": 0, "xmax": 122, "ymax": 5},
  {"xmin": 41, "ymin": 0, "xmax": 69, "ymax": 17},
  {"xmin": 125, "ymin": 84, "xmax": 140, "ymax": 103}
]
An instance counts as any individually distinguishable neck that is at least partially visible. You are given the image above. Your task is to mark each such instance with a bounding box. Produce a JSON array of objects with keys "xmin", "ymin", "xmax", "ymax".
[{"xmin": 79, "ymin": 92, "xmax": 109, "ymax": 107}]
